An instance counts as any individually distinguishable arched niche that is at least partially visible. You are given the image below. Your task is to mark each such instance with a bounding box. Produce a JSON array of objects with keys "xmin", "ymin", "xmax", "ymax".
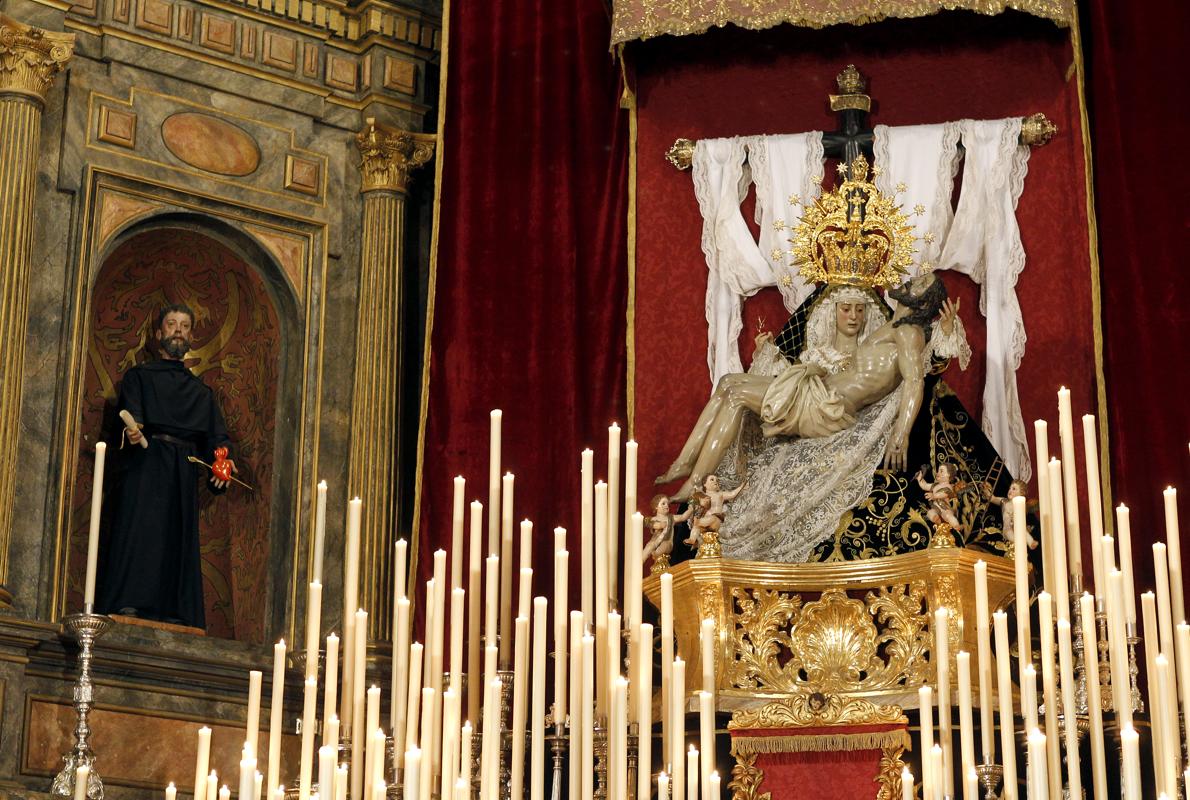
[{"xmin": 66, "ymin": 214, "xmax": 302, "ymax": 643}]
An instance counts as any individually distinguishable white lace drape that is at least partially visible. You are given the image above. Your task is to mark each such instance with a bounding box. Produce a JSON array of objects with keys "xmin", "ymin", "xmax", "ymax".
[
  {"xmin": 692, "ymin": 133, "xmax": 824, "ymax": 382},
  {"xmin": 691, "ymin": 119, "xmax": 1032, "ymax": 480}
]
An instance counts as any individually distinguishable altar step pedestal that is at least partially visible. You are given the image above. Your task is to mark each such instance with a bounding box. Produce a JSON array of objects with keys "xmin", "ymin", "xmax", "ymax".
[{"xmin": 643, "ymin": 547, "xmax": 1016, "ymax": 711}]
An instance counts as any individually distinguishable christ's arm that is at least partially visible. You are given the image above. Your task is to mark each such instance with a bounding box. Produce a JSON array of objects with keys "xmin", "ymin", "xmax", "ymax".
[{"xmin": 884, "ymin": 326, "xmax": 926, "ymax": 473}]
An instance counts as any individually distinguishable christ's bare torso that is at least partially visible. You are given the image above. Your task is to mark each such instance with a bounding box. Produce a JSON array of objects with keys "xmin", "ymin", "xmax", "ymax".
[{"xmin": 824, "ymin": 320, "xmax": 924, "ymax": 413}]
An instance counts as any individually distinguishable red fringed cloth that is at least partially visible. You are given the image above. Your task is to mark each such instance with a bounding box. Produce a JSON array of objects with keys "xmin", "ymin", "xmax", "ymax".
[{"xmin": 728, "ymin": 698, "xmax": 910, "ymax": 800}]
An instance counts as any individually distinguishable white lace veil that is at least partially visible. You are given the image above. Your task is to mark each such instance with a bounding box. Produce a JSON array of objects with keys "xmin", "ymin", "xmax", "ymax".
[{"xmin": 798, "ymin": 285, "xmax": 891, "ymax": 373}]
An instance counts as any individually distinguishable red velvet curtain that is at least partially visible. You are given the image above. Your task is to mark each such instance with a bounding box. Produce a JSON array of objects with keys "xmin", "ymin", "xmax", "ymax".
[
  {"xmin": 417, "ymin": 2, "xmax": 629, "ymax": 591},
  {"xmin": 1083, "ymin": 0, "xmax": 1190, "ymax": 593}
]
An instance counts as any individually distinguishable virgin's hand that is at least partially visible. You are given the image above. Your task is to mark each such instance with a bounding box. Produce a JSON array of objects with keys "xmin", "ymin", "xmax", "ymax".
[
  {"xmin": 754, "ymin": 330, "xmax": 774, "ymax": 348},
  {"xmin": 884, "ymin": 440, "xmax": 907, "ymax": 473}
]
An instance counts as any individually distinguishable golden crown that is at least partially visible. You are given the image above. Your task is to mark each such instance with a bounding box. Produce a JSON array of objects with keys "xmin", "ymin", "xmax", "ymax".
[{"xmin": 789, "ymin": 155, "xmax": 917, "ymax": 289}]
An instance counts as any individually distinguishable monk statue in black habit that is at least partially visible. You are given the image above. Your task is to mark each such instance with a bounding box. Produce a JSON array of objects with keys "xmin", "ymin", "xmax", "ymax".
[{"xmin": 97, "ymin": 304, "xmax": 236, "ymax": 628}]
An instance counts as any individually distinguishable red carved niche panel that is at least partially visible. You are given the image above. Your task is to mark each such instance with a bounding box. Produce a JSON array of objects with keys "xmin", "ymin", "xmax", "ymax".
[{"xmin": 68, "ymin": 227, "xmax": 280, "ymax": 643}]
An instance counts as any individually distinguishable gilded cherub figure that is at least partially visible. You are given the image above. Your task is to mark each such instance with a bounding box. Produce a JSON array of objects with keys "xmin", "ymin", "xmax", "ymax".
[
  {"xmin": 915, "ymin": 462, "xmax": 962, "ymax": 531},
  {"xmin": 684, "ymin": 491, "xmax": 716, "ymax": 549},
  {"xmin": 983, "ymin": 478, "xmax": 1037, "ymax": 551},
  {"xmin": 642, "ymin": 493, "xmax": 694, "ymax": 566}
]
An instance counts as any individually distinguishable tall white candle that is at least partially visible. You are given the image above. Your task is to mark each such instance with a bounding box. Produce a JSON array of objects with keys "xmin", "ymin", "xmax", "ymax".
[
  {"xmin": 1037, "ymin": 593, "xmax": 1061, "ymax": 799},
  {"xmin": 488, "ymin": 409, "xmax": 502, "ymax": 557},
  {"xmin": 341, "ymin": 498, "xmax": 362, "ymax": 729},
  {"xmin": 484, "ymin": 556, "xmax": 499, "ymax": 657},
  {"xmin": 638, "ymin": 622, "xmax": 654, "ymax": 800},
  {"xmin": 467, "ymin": 499, "xmax": 483, "ymax": 727},
  {"xmin": 581, "ymin": 449, "xmax": 594, "ymax": 624},
  {"xmin": 686, "ymin": 745, "xmax": 698, "ymax": 800},
  {"xmin": 610, "ymin": 677, "xmax": 628, "ymax": 800},
  {"xmin": 553, "ymin": 549, "xmax": 569, "ymax": 725},
  {"xmin": 364, "ymin": 687, "xmax": 381, "ymax": 800},
  {"xmin": 458, "ymin": 724, "xmax": 472, "ymax": 800},
  {"xmin": 594, "ymin": 480, "xmax": 610, "ymax": 721},
  {"xmin": 298, "ymin": 677, "xmax": 318, "ymax": 800},
  {"xmin": 700, "ymin": 618, "xmax": 715, "ymax": 698},
  {"xmin": 934, "ymin": 608, "xmax": 952, "ymax": 798},
  {"xmin": 1154, "ymin": 543, "xmax": 1177, "ymax": 667},
  {"xmin": 1107, "ymin": 570, "xmax": 1132, "ymax": 729},
  {"xmin": 698, "ymin": 691, "xmax": 713, "ymax": 800},
  {"xmin": 392, "ymin": 598, "xmax": 411, "ymax": 741},
  {"xmin": 509, "ymin": 616, "xmax": 529, "ymax": 800},
  {"xmin": 1057, "ymin": 387, "xmax": 1083, "ymax": 577},
  {"xmin": 624, "ymin": 439, "xmax": 638, "ymax": 579},
  {"xmin": 1164, "ymin": 488, "xmax": 1184, "ymax": 626},
  {"xmin": 627, "ymin": 512, "xmax": 644, "ymax": 633},
  {"xmin": 312, "ymin": 480, "xmax": 327, "ymax": 584},
  {"xmin": 1120, "ymin": 726, "xmax": 1142, "ymax": 799},
  {"xmin": 518, "ymin": 566, "xmax": 533, "ymax": 621},
  {"xmin": 530, "ymin": 597, "xmax": 547, "ymax": 800},
  {"xmin": 166, "ymin": 782, "xmax": 177, "ymax": 800},
  {"xmin": 73, "ymin": 764, "xmax": 90, "ymax": 800},
  {"xmin": 992, "ymin": 612, "xmax": 1017, "ymax": 799},
  {"xmin": 956, "ymin": 652, "xmax": 975, "ymax": 800},
  {"xmin": 1178, "ymin": 624, "xmax": 1190, "ymax": 769},
  {"xmin": 499, "ymin": 473, "xmax": 515, "ymax": 668},
  {"xmin": 194, "ymin": 726, "xmax": 212, "ymax": 800},
  {"xmin": 919, "ymin": 685, "xmax": 934, "ymax": 797},
  {"xmin": 322, "ymin": 634, "xmax": 338, "ymax": 746},
  {"xmin": 607, "ymin": 611, "xmax": 621, "ymax": 722},
  {"xmin": 394, "ymin": 539, "xmax": 408, "ymax": 602},
  {"xmin": 1034, "ymin": 420, "xmax": 1053, "ymax": 592},
  {"xmin": 451, "ymin": 476, "xmax": 465, "ymax": 591},
  {"xmin": 245, "ymin": 669, "xmax": 263, "ymax": 758},
  {"xmin": 902, "ymin": 767, "xmax": 913, "ymax": 800},
  {"xmin": 83, "ymin": 442, "xmax": 107, "ymax": 610},
  {"xmin": 661, "ymin": 571, "xmax": 675, "ymax": 762},
  {"xmin": 1156, "ymin": 655, "xmax": 1179, "ymax": 796},
  {"xmin": 568, "ymin": 610, "xmax": 584, "ymax": 800},
  {"xmin": 1047, "ymin": 459, "xmax": 1070, "ymax": 621},
  {"xmin": 304, "ymin": 583, "xmax": 322, "ymax": 681},
  {"xmin": 974, "ymin": 560, "xmax": 994, "ymax": 763},
  {"xmin": 449, "ymin": 587, "xmax": 465, "ymax": 692},
  {"xmin": 581, "ymin": 635, "xmax": 595, "ymax": 800},
  {"xmin": 607, "ymin": 422, "xmax": 621, "ymax": 602},
  {"xmin": 350, "ymin": 610, "xmax": 367, "ymax": 800},
  {"xmin": 1079, "ymin": 593, "xmax": 1108, "ymax": 800},
  {"xmin": 672, "ymin": 657, "xmax": 686, "ymax": 800},
  {"xmin": 1027, "ymin": 728, "xmax": 1048, "ymax": 800},
  {"xmin": 1081, "ymin": 415, "xmax": 1105, "ymax": 593},
  {"xmin": 1116, "ymin": 505, "xmax": 1137, "ymax": 624},
  {"xmin": 1013, "ymin": 496, "xmax": 1032, "ymax": 667},
  {"xmin": 659, "ymin": 773, "xmax": 670, "ymax": 800},
  {"xmin": 929, "ymin": 745, "xmax": 943, "ymax": 800},
  {"xmin": 317, "ymin": 746, "xmax": 334, "ymax": 800},
  {"xmin": 403, "ymin": 748, "xmax": 420, "ymax": 800},
  {"xmin": 1057, "ymin": 619, "xmax": 1082, "ymax": 800},
  {"xmin": 519, "ymin": 517, "xmax": 533, "ymax": 573}
]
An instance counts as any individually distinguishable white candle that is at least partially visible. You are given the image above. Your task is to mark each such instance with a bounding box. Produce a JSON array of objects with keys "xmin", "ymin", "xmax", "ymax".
[
  {"xmin": 312, "ymin": 480, "xmax": 327, "ymax": 584},
  {"xmin": 488, "ymin": 409, "xmax": 502, "ymax": 557},
  {"xmin": 73, "ymin": 765, "xmax": 90, "ymax": 800},
  {"xmin": 403, "ymin": 748, "xmax": 420, "ymax": 800},
  {"xmin": 395, "ymin": 538, "xmax": 408, "ymax": 603},
  {"xmin": 245, "ymin": 669, "xmax": 263, "ymax": 760},
  {"xmin": 581, "ymin": 635, "xmax": 595, "ymax": 800},
  {"xmin": 700, "ymin": 617, "xmax": 715, "ymax": 698},
  {"xmin": 708, "ymin": 772, "xmax": 720, "ymax": 800},
  {"xmin": 672, "ymin": 657, "xmax": 686, "ymax": 800},
  {"xmin": 1079, "ymin": 593, "xmax": 1108, "ymax": 800},
  {"xmin": 1178, "ymin": 624, "xmax": 1190, "ymax": 778},
  {"xmin": 638, "ymin": 622, "xmax": 654, "ymax": 800},
  {"xmin": 1155, "ymin": 543, "xmax": 1178, "ymax": 667},
  {"xmin": 974, "ymin": 560, "xmax": 994, "ymax": 763},
  {"xmin": 661, "ymin": 571, "xmax": 675, "ymax": 762},
  {"xmin": 568, "ymin": 611, "xmax": 584, "ymax": 800},
  {"xmin": 519, "ymin": 517, "xmax": 533, "ymax": 573},
  {"xmin": 467, "ymin": 499, "xmax": 483, "ymax": 727},
  {"xmin": 901, "ymin": 767, "xmax": 913, "ymax": 800},
  {"xmin": 418, "ymin": 688, "xmax": 435, "ymax": 800},
  {"xmin": 499, "ymin": 473, "xmax": 515, "ymax": 668},
  {"xmin": 1164, "ymin": 488, "xmax": 1184, "ymax": 626},
  {"xmin": 1020, "ymin": 663, "xmax": 1038, "ymax": 734},
  {"xmin": 581, "ymin": 449, "xmax": 594, "ymax": 624},
  {"xmin": 1121, "ymin": 726, "xmax": 1141, "ymax": 799},
  {"xmin": 627, "ymin": 512, "xmax": 644, "ymax": 633},
  {"xmin": 531, "ymin": 597, "xmax": 547, "ymax": 800},
  {"xmin": 452, "ymin": 476, "xmax": 465, "ymax": 591},
  {"xmin": 1081, "ymin": 415, "xmax": 1105, "ymax": 594},
  {"xmin": 194, "ymin": 726, "xmax": 212, "ymax": 800},
  {"xmin": 449, "ymin": 587, "xmax": 465, "ymax": 692},
  {"xmin": 1037, "ymin": 592, "xmax": 1060, "ymax": 799},
  {"xmin": 611, "ymin": 677, "xmax": 629, "ymax": 800},
  {"xmin": 518, "ymin": 566, "xmax": 533, "ymax": 621},
  {"xmin": 1034, "ymin": 420, "xmax": 1053, "ymax": 592},
  {"xmin": 392, "ymin": 598, "xmax": 411, "ymax": 746},
  {"xmin": 509, "ymin": 616, "xmax": 530, "ymax": 800},
  {"xmin": 484, "ymin": 556, "xmax": 499, "ymax": 658},
  {"xmin": 919, "ymin": 685, "xmax": 934, "ymax": 797},
  {"xmin": 83, "ymin": 442, "xmax": 106, "ymax": 610},
  {"xmin": 206, "ymin": 771, "xmax": 217, "ymax": 800},
  {"xmin": 930, "ymin": 745, "xmax": 943, "ymax": 800},
  {"xmin": 430, "ymin": 551, "xmax": 448, "ymax": 719},
  {"xmin": 594, "ymin": 480, "xmax": 609, "ymax": 719},
  {"xmin": 1027, "ymin": 728, "xmax": 1048, "ymax": 800},
  {"xmin": 686, "ymin": 746, "xmax": 698, "ymax": 800},
  {"xmin": 322, "ymin": 634, "xmax": 338, "ymax": 746},
  {"xmin": 1155, "ymin": 655, "xmax": 1178, "ymax": 795},
  {"xmin": 1116, "ymin": 505, "xmax": 1137, "ymax": 624},
  {"xmin": 363, "ymin": 687, "xmax": 381, "ymax": 800},
  {"xmin": 698, "ymin": 691, "xmax": 713, "ymax": 800},
  {"xmin": 1047, "ymin": 459, "xmax": 1070, "ymax": 621},
  {"xmin": 1057, "ymin": 619, "xmax": 1082, "ymax": 799},
  {"xmin": 458, "ymin": 724, "xmax": 472, "ymax": 800},
  {"xmin": 1012, "ymin": 496, "xmax": 1032, "ymax": 667},
  {"xmin": 607, "ymin": 422, "xmax": 621, "ymax": 601},
  {"xmin": 317, "ymin": 746, "xmax": 334, "ymax": 800},
  {"xmin": 659, "ymin": 773, "xmax": 670, "ymax": 800},
  {"xmin": 992, "ymin": 612, "xmax": 1017, "ymax": 799},
  {"xmin": 440, "ymin": 689, "xmax": 459, "ymax": 800},
  {"xmin": 350, "ymin": 610, "xmax": 367, "ymax": 800},
  {"xmin": 1107, "ymin": 570, "xmax": 1132, "ymax": 729},
  {"xmin": 298, "ymin": 677, "xmax": 317, "ymax": 800},
  {"xmin": 166, "ymin": 782, "xmax": 177, "ymax": 800},
  {"xmin": 1057, "ymin": 388, "xmax": 1082, "ymax": 577},
  {"xmin": 956, "ymin": 652, "xmax": 975, "ymax": 800},
  {"xmin": 304, "ymin": 583, "xmax": 322, "ymax": 681},
  {"xmin": 264, "ymin": 646, "xmax": 284, "ymax": 795},
  {"xmin": 624, "ymin": 438, "xmax": 639, "ymax": 579},
  {"xmin": 553, "ymin": 548, "xmax": 569, "ymax": 725},
  {"xmin": 607, "ymin": 610, "xmax": 621, "ymax": 721},
  {"xmin": 219, "ymin": 784, "xmax": 231, "ymax": 800},
  {"xmin": 341, "ymin": 498, "xmax": 361, "ymax": 729},
  {"xmin": 934, "ymin": 608, "xmax": 952, "ymax": 798}
]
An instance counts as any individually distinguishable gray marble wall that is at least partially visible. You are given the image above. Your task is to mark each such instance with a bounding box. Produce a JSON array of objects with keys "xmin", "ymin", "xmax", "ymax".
[{"xmin": 0, "ymin": 0, "xmax": 438, "ymax": 792}]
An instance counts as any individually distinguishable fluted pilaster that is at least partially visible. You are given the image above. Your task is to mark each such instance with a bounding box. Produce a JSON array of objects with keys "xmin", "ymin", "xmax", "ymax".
[
  {"xmin": 0, "ymin": 15, "xmax": 73, "ymax": 596},
  {"xmin": 349, "ymin": 118, "xmax": 435, "ymax": 637}
]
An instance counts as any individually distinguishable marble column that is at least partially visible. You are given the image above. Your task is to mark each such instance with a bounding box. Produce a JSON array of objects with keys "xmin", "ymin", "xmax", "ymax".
[
  {"xmin": 349, "ymin": 118, "xmax": 434, "ymax": 637},
  {"xmin": 0, "ymin": 14, "xmax": 73, "ymax": 605}
]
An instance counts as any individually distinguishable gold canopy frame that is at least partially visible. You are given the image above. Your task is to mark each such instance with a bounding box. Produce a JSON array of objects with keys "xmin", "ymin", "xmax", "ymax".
[{"xmin": 644, "ymin": 547, "xmax": 1017, "ymax": 711}]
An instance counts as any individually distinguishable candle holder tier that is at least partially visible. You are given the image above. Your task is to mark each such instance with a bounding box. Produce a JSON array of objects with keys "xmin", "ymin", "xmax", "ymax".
[{"xmin": 644, "ymin": 548, "xmax": 1016, "ymax": 711}]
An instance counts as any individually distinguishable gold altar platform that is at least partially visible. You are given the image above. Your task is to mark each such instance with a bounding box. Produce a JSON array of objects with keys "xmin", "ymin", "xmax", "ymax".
[{"xmin": 644, "ymin": 546, "xmax": 1017, "ymax": 711}]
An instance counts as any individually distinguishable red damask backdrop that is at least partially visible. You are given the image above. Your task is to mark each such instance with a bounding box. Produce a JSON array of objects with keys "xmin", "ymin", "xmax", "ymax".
[{"xmin": 68, "ymin": 227, "xmax": 279, "ymax": 643}]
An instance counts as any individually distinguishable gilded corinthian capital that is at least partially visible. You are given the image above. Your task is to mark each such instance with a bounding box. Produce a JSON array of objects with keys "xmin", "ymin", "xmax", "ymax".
[
  {"xmin": 355, "ymin": 117, "xmax": 436, "ymax": 194},
  {"xmin": 0, "ymin": 14, "xmax": 74, "ymax": 103}
]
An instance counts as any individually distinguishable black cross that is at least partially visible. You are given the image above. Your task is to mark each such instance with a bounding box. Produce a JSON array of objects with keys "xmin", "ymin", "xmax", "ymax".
[{"xmin": 821, "ymin": 65, "xmax": 875, "ymax": 168}]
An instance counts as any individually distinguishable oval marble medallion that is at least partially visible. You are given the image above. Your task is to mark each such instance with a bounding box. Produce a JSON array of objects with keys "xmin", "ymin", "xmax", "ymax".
[{"xmin": 161, "ymin": 112, "xmax": 261, "ymax": 177}]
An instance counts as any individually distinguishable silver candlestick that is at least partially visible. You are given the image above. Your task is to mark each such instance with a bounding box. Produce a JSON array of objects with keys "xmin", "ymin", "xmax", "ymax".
[
  {"xmin": 974, "ymin": 763, "xmax": 1003, "ymax": 800},
  {"xmin": 1125, "ymin": 625, "xmax": 1144, "ymax": 713},
  {"xmin": 51, "ymin": 611, "xmax": 113, "ymax": 800}
]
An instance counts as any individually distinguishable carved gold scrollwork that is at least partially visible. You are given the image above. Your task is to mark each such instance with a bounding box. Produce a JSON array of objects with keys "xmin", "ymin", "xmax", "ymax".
[
  {"xmin": 876, "ymin": 744, "xmax": 909, "ymax": 800},
  {"xmin": 726, "ymin": 582, "xmax": 930, "ymax": 694},
  {"xmin": 727, "ymin": 752, "xmax": 770, "ymax": 800},
  {"xmin": 0, "ymin": 14, "xmax": 74, "ymax": 103},
  {"xmin": 355, "ymin": 117, "xmax": 436, "ymax": 193},
  {"xmin": 728, "ymin": 693, "xmax": 906, "ymax": 730}
]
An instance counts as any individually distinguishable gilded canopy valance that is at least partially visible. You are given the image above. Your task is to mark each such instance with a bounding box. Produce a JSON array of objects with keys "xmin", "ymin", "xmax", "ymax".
[{"xmin": 610, "ymin": 0, "xmax": 1072, "ymax": 45}]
